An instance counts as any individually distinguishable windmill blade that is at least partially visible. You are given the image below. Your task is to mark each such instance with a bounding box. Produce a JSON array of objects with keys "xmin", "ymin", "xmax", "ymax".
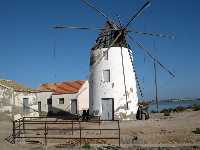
[
  {"xmin": 52, "ymin": 25, "xmax": 104, "ymax": 30},
  {"xmin": 81, "ymin": 0, "xmax": 114, "ymax": 24},
  {"xmin": 127, "ymin": 48, "xmax": 144, "ymax": 97},
  {"xmin": 51, "ymin": 25, "xmax": 120, "ymax": 31},
  {"xmin": 128, "ymin": 35, "xmax": 175, "ymax": 78},
  {"xmin": 125, "ymin": 1, "xmax": 151, "ymax": 28},
  {"xmin": 131, "ymin": 30, "xmax": 175, "ymax": 39},
  {"xmin": 135, "ymin": 68, "xmax": 144, "ymax": 97}
]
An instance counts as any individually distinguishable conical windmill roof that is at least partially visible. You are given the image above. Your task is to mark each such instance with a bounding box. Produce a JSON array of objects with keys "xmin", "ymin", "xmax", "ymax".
[{"xmin": 91, "ymin": 21, "xmax": 129, "ymax": 50}]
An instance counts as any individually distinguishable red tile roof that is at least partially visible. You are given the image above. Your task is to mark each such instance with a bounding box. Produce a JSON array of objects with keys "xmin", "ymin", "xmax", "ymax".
[{"xmin": 37, "ymin": 80, "xmax": 85, "ymax": 95}]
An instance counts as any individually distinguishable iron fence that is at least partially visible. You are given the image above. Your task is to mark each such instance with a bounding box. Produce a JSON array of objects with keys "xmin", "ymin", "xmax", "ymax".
[{"xmin": 12, "ymin": 116, "xmax": 120, "ymax": 146}]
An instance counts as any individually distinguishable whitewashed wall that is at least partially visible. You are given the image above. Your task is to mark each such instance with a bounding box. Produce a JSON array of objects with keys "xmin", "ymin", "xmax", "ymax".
[
  {"xmin": 89, "ymin": 47, "xmax": 138, "ymax": 118},
  {"xmin": 36, "ymin": 91, "xmax": 53, "ymax": 112},
  {"xmin": 52, "ymin": 93, "xmax": 77, "ymax": 113},
  {"xmin": 77, "ymin": 81, "xmax": 89, "ymax": 113},
  {"xmin": 0, "ymin": 85, "xmax": 13, "ymax": 112},
  {"xmin": 14, "ymin": 92, "xmax": 37, "ymax": 107},
  {"xmin": 0, "ymin": 84, "xmax": 39, "ymax": 117}
]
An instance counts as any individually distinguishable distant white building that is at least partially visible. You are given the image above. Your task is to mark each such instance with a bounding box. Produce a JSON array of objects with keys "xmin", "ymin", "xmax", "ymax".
[
  {"xmin": 37, "ymin": 80, "xmax": 89, "ymax": 115},
  {"xmin": 0, "ymin": 79, "xmax": 38, "ymax": 118}
]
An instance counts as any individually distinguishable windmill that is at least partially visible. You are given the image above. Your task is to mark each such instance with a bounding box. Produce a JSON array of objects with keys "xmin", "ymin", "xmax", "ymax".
[{"xmin": 52, "ymin": 0, "xmax": 175, "ymax": 120}]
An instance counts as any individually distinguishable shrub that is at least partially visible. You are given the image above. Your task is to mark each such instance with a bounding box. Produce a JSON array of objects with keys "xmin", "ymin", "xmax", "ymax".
[
  {"xmin": 164, "ymin": 111, "xmax": 170, "ymax": 116},
  {"xmin": 82, "ymin": 143, "xmax": 91, "ymax": 149},
  {"xmin": 173, "ymin": 106, "xmax": 186, "ymax": 112},
  {"xmin": 160, "ymin": 109, "xmax": 171, "ymax": 113},
  {"xmin": 192, "ymin": 104, "xmax": 200, "ymax": 111},
  {"xmin": 192, "ymin": 128, "xmax": 200, "ymax": 134},
  {"xmin": 160, "ymin": 109, "xmax": 171, "ymax": 116}
]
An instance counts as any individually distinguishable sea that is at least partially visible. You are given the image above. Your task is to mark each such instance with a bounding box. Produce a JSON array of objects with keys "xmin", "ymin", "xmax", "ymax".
[{"xmin": 148, "ymin": 99, "xmax": 200, "ymax": 112}]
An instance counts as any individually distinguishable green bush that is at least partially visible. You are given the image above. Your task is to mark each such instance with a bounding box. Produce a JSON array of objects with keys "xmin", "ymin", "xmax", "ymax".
[
  {"xmin": 192, "ymin": 104, "xmax": 200, "ymax": 111},
  {"xmin": 192, "ymin": 128, "xmax": 200, "ymax": 134},
  {"xmin": 173, "ymin": 106, "xmax": 186, "ymax": 112},
  {"xmin": 160, "ymin": 108, "xmax": 172, "ymax": 113},
  {"xmin": 82, "ymin": 143, "xmax": 91, "ymax": 149},
  {"xmin": 164, "ymin": 111, "xmax": 170, "ymax": 116},
  {"xmin": 160, "ymin": 109, "xmax": 171, "ymax": 116}
]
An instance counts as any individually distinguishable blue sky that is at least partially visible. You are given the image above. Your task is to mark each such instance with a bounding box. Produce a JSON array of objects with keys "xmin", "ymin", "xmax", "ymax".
[{"xmin": 0, "ymin": 0, "xmax": 199, "ymax": 100}]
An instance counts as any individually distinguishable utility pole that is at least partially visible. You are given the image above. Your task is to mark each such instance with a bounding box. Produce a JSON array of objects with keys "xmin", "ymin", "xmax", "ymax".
[{"xmin": 153, "ymin": 60, "xmax": 159, "ymax": 113}]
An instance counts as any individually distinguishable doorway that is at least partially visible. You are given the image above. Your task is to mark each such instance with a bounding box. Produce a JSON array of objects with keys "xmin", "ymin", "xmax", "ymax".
[
  {"xmin": 47, "ymin": 98, "xmax": 52, "ymax": 113},
  {"xmin": 38, "ymin": 101, "xmax": 41, "ymax": 114},
  {"xmin": 23, "ymin": 98, "xmax": 29, "ymax": 113},
  {"xmin": 101, "ymin": 98, "xmax": 114, "ymax": 120},
  {"xmin": 71, "ymin": 99, "xmax": 77, "ymax": 114}
]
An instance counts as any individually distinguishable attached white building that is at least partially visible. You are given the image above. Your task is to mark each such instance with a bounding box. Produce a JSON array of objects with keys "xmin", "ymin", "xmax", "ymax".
[{"xmin": 37, "ymin": 80, "xmax": 89, "ymax": 115}]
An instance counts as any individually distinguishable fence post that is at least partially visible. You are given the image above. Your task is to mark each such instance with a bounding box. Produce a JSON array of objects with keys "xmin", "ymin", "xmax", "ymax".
[
  {"xmin": 79, "ymin": 121, "xmax": 81, "ymax": 145},
  {"xmin": 44, "ymin": 122, "xmax": 47, "ymax": 146},
  {"xmin": 118, "ymin": 121, "xmax": 120, "ymax": 147},
  {"xmin": 99, "ymin": 117, "xmax": 101, "ymax": 135},
  {"xmin": 72, "ymin": 120, "xmax": 73, "ymax": 135},
  {"xmin": 13, "ymin": 121, "xmax": 15, "ymax": 144},
  {"xmin": 23, "ymin": 117, "xmax": 25, "ymax": 134},
  {"xmin": 19, "ymin": 119, "xmax": 21, "ymax": 138}
]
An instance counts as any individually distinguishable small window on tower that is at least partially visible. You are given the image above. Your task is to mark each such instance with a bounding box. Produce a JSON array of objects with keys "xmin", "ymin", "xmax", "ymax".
[
  {"xmin": 103, "ymin": 69, "xmax": 110, "ymax": 82},
  {"xmin": 103, "ymin": 50, "xmax": 108, "ymax": 60}
]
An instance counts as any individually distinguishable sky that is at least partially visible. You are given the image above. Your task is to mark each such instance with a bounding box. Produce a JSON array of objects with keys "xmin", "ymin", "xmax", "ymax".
[{"xmin": 0, "ymin": 0, "xmax": 199, "ymax": 100}]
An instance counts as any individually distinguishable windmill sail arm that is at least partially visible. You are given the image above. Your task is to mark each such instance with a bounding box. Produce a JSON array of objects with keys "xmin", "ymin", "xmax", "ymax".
[
  {"xmin": 128, "ymin": 35, "xmax": 175, "ymax": 78},
  {"xmin": 130, "ymin": 29, "xmax": 175, "ymax": 39},
  {"xmin": 51, "ymin": 25, "xmax": 104, "ymax": 30},
  {"xmin": 128, "ymin": 49, "xmax": 144, "ymax": 97},
  {"xmin": 125, "ymin": 1, "xmax": 151, "ymax": 28},
  {"xmin": 81, "ymin": 0, "xmax": 114, "ymax": 24}
]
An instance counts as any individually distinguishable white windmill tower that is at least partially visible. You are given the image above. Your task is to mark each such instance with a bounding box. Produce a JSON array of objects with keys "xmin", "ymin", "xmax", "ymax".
[
  {"xmin": 89, "ymin": 22, "xmax": 139, "ymax": 120},
  {"xmin": 52, "ymin": 0, "xmax": 175, "ymax": 120}
]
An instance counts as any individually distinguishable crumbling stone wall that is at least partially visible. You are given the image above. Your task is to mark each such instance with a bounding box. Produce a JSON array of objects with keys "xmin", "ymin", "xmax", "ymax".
[{"xmin": 0, "ymin": 85, "xmax": 13, "ymax": 111}]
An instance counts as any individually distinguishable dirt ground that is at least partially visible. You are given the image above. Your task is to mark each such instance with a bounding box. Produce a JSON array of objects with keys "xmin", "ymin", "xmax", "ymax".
[
  {"xmin": 120, "ymin": 110, "xmax": 200, "ymax": 145},
  {"xmin": 0, "ymin": 110, "xmax": 200, "ymax": 149}
]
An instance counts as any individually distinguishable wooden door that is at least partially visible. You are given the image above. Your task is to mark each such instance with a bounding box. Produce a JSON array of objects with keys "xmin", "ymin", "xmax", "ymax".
[
  {"xmin": 47, "ymin": 98, "xmax": 52, "ymax": 113},
  {"xmin": 71, "ymin": 99, "xmax": 77, "ymax": 114},
  {"xmin": 38, "ymin": 101, "xmax": 41, "ymax": 113},
  {"xmin": 23, "ymin": 98, "xmax": 29, "ymax": 113},
  {"xmin": 101, "ymin": 98, "xmax": 114, "ymax": 120}
]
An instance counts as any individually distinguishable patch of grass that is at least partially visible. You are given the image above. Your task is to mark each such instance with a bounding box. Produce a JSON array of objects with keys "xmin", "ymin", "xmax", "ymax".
[
  {"xmin": 192, "ymin": 128, "xmax": 200, "ymax": 134},
  {"xmin": 82, "ymin": 143, "xmax": 92, "ymax": 149},
  {"xmin": 173, "ymin": 106, "xmax": 186, "ymax": 112},
  {"xmin": 164, "ymin": 111, "xmax": 171, "ymax": 116},
  {"xmin": 192, "ymin": 104, "xmax": 200, "ymax": 111},
  {"xmin": 160, "ymin": 106, "xmax": 188, "ymax": 114},
  {"xmin": 160, "ymin": 109, "xmax": 171, "ymax": 116}
]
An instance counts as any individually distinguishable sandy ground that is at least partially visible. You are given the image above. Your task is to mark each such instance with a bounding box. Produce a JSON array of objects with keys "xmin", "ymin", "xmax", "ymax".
[
  {"xmin": 120, "ymin": 110, "xmax": 200, "ymax": 145},
  {"xmin": 0, "ymin": 110, "xmax": 200, "ymax": 149}
]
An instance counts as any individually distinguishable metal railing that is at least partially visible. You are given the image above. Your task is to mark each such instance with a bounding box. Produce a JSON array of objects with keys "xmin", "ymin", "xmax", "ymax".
[{"xmin": 12, "ymin": 116, "xmax": 120, "ymax": 146}]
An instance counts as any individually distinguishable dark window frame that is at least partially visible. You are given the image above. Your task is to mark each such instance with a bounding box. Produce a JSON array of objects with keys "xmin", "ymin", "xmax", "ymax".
[{"xmin": 59, "ymin": 98, "xmax": 64, "ymax": 104}]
